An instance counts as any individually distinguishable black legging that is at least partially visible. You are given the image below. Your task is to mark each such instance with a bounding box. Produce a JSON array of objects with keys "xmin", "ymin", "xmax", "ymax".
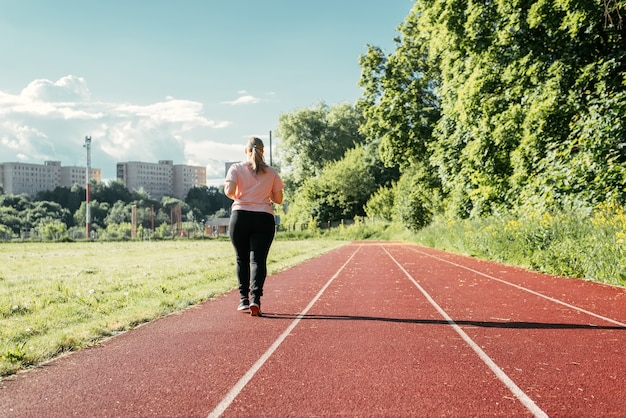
[{"xmin": 229, "ymin": 210, "xmax": 276, "ymax": 303}]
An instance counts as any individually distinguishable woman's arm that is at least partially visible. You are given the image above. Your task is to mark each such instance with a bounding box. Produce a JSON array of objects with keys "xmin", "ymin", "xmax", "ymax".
[
  {"xmin": 224, "ymin": 180, "xmax": 236, "ymax": 200},
  {"xmin": 270, "ymin": 189, "xmax": 283, "ymax": 204}
]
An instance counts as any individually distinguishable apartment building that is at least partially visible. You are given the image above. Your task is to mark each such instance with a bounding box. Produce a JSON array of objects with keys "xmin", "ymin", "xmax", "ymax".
[
  {"xmin": 173, "ymin": 163, "xmax": 206, "ymax": 199},
  {"xmin": 0, "ymin": 161, "xmax": 101, "ymax": 197},
  {"xmin": 116, "ymin": 160, "xmax": 206, "ymax": 200},
  {"xmin": 0, "ymin": 159, "xmax": 203, "ymax": 200}
]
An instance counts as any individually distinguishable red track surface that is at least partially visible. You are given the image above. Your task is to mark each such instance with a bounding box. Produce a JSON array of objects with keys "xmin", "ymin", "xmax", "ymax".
[{"xmin": 2, "ymin": 242, "xmax": 626, "ymax": 417}]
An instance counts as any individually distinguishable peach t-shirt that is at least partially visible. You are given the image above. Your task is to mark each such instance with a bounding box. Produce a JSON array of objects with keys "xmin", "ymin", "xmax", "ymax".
[{"xmin": 225, "ymin": 162, "xmax": 284, "ymax": 215}]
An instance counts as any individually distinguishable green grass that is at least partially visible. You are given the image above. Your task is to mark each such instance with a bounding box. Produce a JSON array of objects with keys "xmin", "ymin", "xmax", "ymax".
[
  {"xmin": 307, "ymin": 203, "xmax": 625, "ymax": 287},
  {"xmin": 411, "ymin": 203, "xmax": 626, "ymax": 287},
  {"xmin": 0, "ymin": 238, "xmax": 346, "ymax": 376}
]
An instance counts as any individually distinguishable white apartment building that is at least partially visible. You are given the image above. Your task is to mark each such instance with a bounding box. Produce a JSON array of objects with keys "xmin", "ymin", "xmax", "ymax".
[
  {"xmin": 173, "ymin": 164, "xmax": 207, "ymax": 199},
  {"xmin": 116, "ymin": 160, "xmax": 206, "ymax": 201},
  {"xmin": 0, "ymin": 161, "xmax": 101, "ymax": 197}
]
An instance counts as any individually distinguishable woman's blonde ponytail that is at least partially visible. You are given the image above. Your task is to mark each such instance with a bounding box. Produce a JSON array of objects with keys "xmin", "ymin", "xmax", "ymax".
[{"xmin": 247, "ymin": 137, "xmax": 267, "ymax": 174}]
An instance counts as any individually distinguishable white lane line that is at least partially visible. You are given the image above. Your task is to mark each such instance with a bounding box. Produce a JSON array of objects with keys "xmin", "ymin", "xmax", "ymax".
[
  {"xmin": 383, "ymin": 246, "xmax": 549, "ymax": 418},
  {"xmin": 410, "ymin": 247, "xmax": 626, "ymax": 328},
  {"xmin": 207, "ymin": 246, "xmax": 362, "ymax": 418}
]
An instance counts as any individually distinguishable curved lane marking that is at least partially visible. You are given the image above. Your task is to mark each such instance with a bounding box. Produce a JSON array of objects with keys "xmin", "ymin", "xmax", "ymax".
[
  {"xmin": 207, "ymin": 246, "xmax": 362, "ymax": 418},
  {"xmin": 409, "ymin": 246, "xmax": 626, "ymax": 328},
  {"xmin": 383, "ymin": 246, "xmax": 549, "ymax": 418}
]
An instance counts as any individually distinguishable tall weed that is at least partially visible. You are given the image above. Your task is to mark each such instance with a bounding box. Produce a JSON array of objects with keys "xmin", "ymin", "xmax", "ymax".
[{"xmin": 412, "ymin": 203, "xmax": 626, "ymax": 286}]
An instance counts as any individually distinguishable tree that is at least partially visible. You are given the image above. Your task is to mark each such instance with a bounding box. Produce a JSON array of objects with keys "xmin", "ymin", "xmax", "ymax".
[
  {"xmin": 105, "ymin": 201, "xmax": 131, "ymax": 226},
  {"xmin": 73, "ymin": 201, "xmax": 110, "ymax": 232},
  {"xmin": 35, "ymin": 186, "xmax": 82, "ymax": 217},
  {"xmin": 357, "ymin": 40, "xmax": 439, "ymax": 170},
  {"xmin": 357, "ymin": 0, "xmax": 626, "ymax": 222},
  {"xmin": 0, "ymin": 206, "xmax": 22, "ymax": 234},
  {"xmin": 393, "ymin": 163, "xmax": 443, "ymax": 231},
  {"xmin": 185, "ymin": 186, "xmax": 228, "ymax": 220},
  {"xmin": 0, "ymin": 223, "xmax": 12, "ymax": 239},
  {"xmin": 28, "ymin": 201, "xmax": 71, "ymax": 228},
  {"xmin": 364, "ymin": 185, "xmax": 396, "ymax": 222},
  {"xmin": 0, "ymin": 194, "xmax": 31, "ymax": 212},
  {"xmin": 603, "ymin": 0, "xmax": 625, "ymax": 30},
  {"xmin": 284, "ymin": 146, "xmax": 378, "ymax": 226},
  {"xmin": 161, "ymin": 197, "xmax": 189, "ymax": 215},
  {"xmin": 38, "ymin": 219, "xmax": 68, "ymax": 241},
  {"xmin": 92, "ymin": 179, "xmax": 134, "ymax": 206},
  {"xmin": 276, "ymin": 102, "xmax": 366, "ymax": 191},
  {"xmin": 0, "ymin": 195, "xmax": 33, "ymax": 233}
]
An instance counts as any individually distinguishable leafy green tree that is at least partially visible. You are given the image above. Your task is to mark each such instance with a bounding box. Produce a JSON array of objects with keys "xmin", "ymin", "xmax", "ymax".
[
  {"xmin": 153, "ymin": 222, "xmax": 172, "ymax": 239},
  {"xmin": 0, "ymin": 195, "xmax": 33, "ymax": 233},
  {"xmin": 104, "ymin": 222, "xmax": 133, "ymax": 240},
  {"xmin": 364, "ymin": 139, "xmax": 401, "ymax": 192},
  {"xmin": 285, "ymin": 146, "xmax": 377, "ymax": 225},
  {"xmin": 0, "ymin": 194, "xmax": 31, "ymax": 212},
  {"xmin": 0, "ymin": 206, "xmax": 22, "ymax": 234},
  {"xmin": 357, "ymin": 0, "xmax": 626, "ymax": 222},
  {"xmin": 0, "ymin": 195, "xmax": 74, "ymax": 235},
  {"xmin": 105, "ymin": 201, "xmax": 131, "ymax": 226},
  {"xmin": 185, "ymin": 186, "xmax": 228, "ymax": 221},
  {"xmin": 211, "ymin": 208, "xmax": 229, "ymax": 219},
  {"xmin": 118, "ymin": 188, "xmax": 162, "ymax": 229},
  {"xmin": 38, "ymin": 219, "xmax": 68, "ymax": 241},
  {"xmin": 154, "ymin": 209, "xmax": 170, "ymax": 229},
  {"xmin": 393, "ymin": 163, "xmax": 443, "ymax": 231},
  {"xmin": 0, "ymin": 223, "xmax": 12, "ymax": 239},
  {"xmin": 161, "ymin": 197, "xmax": 189, "ymax": 216},
  {"xmin": 73, "ymin": 201, "xmax": 109, "ymax": 231},
  {"xmin": 28, "ymin": 201, "xmax": 71, "ymax": 227},
  {"xmin": 276, "ymin": 102, "xmax": 366, "ymax": 191},
  {"xmin": 92, "ymin": 179, "xmax": 134, "ymax": 206},
  {"xmin": 364, "ymin": 185, "xmax": 396, "ymax": 222},
  {"xmin": 35, "ymin": 186, "xmax": 84, "ymax": 218},
  {"xmin": 358, "ymin": 40, "xmax": 439, "ymax": 170}
]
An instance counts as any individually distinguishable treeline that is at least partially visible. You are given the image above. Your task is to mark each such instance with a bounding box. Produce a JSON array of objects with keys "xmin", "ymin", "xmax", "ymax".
[
  {"xmin": 278, "ymin": 0, "xmax": 625, "ymax": 231},
  {"xmin": 0, "ymin": 180, "xmax": 230, "ymax": 239}
]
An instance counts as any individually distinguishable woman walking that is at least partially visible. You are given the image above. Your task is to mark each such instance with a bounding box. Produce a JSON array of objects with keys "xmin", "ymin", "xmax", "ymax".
[{"xmin": 224, "ymin": 137, "xmax": 284, "ymax": 316}]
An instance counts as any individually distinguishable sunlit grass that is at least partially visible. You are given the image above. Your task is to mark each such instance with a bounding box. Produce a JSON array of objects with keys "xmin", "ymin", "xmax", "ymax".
[
  {"xmin": 0, "ymin": 238, "xmax": 345, "ymax": 376},
  {"xmin": 412, "ymin": 203, "xmax": 626, "ymax": 286}
]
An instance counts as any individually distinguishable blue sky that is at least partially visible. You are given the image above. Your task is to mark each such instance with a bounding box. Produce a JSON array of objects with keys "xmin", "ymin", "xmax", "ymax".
[{"xmin": 0, "ymin": 0, "xmax": 413, "ymax": 183}]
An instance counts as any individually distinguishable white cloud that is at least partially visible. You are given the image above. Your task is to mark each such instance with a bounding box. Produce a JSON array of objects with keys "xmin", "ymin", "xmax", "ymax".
[
  {"xmin": 185, "ymin": 139, "xmax": 244, "ymax": 179},
  {"xmin": 21, "ymin": 75, "xmax": 91, "ymax": 103},
  {"xmin": 0, "ymin": 76, "xmax": 236, "ymax": 182},
  {"xmin": 116, "ymin": 99, "xmax": 212, "ymax": 125},
  {"xmin": 221, "ymin": 95, "xmax": 262, "ymax": 105},
  {"xmin": 1, "ymin": 121, "xmax": 54, "ymax": 161}
]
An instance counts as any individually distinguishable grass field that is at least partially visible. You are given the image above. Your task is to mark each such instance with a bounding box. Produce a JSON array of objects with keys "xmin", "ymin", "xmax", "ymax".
[{"xmin": 0, "ymin": 238, "xmax": 346, "ymax": 377}]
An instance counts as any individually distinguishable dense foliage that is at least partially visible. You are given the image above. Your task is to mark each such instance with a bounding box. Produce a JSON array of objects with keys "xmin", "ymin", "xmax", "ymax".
[
  {"xmin": 276, "ymin": 102, "xmax": 400, "ymax": 228},
  {"xmin": 276, "ymin": 102, "xmax": 368, "ymax": 192},
  {"xmin": 358, "ymin": 0, "xmax": 625, "ymax": 228},
  {"xmin": 275, "ymin": 0, "xmax": 624, "ymax": 232}
]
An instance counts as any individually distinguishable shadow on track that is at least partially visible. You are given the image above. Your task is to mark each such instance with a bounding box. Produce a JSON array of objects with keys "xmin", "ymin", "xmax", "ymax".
[{"xmin": 261, "ymin": 313, "xmax": 626, "ymax": 330}]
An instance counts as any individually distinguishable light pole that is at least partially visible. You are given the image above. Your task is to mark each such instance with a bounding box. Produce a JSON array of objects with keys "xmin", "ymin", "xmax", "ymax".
[
  {"xmin": 269, "ymin": 130, "xmax": 273, "ymax": 165},
  {"xmin": 84, "ymin": 136, "xmax": 92, "ymax": 239}
]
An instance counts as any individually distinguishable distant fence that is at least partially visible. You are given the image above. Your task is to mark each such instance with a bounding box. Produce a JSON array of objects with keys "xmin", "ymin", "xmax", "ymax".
[{"xmin": 282, "ymin": 218, "xmax": 360, "ymax": 233}]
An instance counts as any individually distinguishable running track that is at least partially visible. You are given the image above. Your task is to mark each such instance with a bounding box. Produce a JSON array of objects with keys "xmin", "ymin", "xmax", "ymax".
[{"xmin": 1, "ymin": 242, "xmax": 626, "ymax": 417}]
